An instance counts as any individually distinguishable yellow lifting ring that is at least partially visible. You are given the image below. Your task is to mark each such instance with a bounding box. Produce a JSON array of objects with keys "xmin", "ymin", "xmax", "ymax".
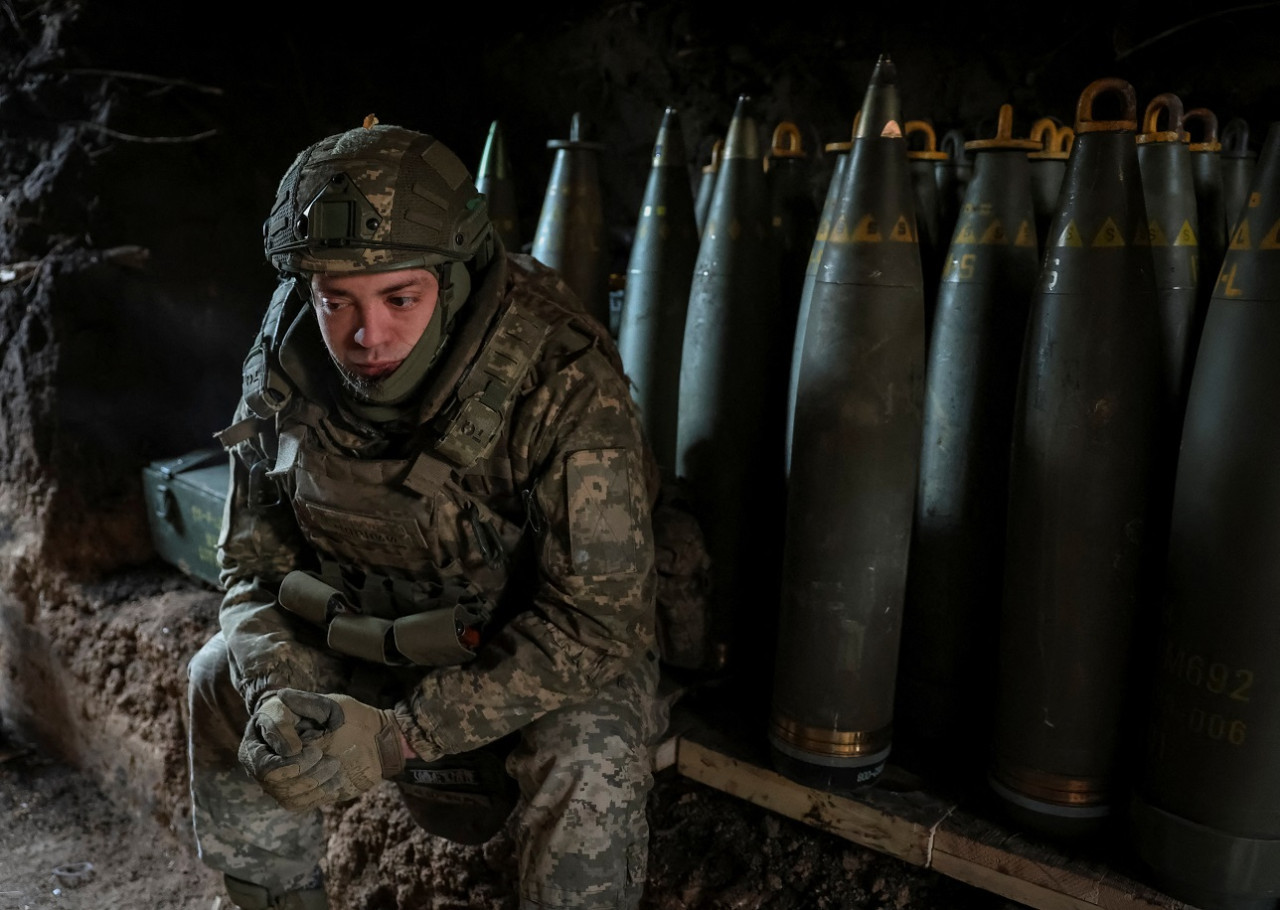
[
  {"xmin": 1028, "ymin": 117, "xmax": 1074, "ymax": 159},
  {"xmin": 770, "ymin": 121, "xmax": 807, "ymax": 159},
  {"xmin": 905, "ymin": 120, "xmax": 948, "ymax": 160},
  {"xmin": 965, "ymin": 104, "xmax": 1041, "ymax": 152}
]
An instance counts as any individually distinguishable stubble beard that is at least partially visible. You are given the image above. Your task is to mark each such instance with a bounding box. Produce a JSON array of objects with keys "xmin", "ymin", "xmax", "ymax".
[{"xmin": 333, "ymin": 359, "xmax": 387, "ymax": 400}]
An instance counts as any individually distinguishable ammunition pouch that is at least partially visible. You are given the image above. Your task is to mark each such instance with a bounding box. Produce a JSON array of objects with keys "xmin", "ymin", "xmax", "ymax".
[
  {"xmin": 392, "ymin": 734, "xmax": 521, "ymax": 845},
  {"xmin": 223, "ymin": 875, "xmax": 328, "ymax": 910},
  {"xmin": 277, "ymin": 570, "xmax": 486, "ymax": 668}
]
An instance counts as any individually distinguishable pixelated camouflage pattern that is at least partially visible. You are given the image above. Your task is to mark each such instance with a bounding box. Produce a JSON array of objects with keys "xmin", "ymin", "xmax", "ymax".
[
  {"xmin": 565, "ymin": 448, "xmax": 641, "ymax": 576},
  {"xmin": 263, "ymin": 124, "xmax": 490, "ymax": 275},
  {"xmin": 508, "ymin": 652, "xmax": 665, "ymax": 909},
  {"xmin": 190, "ymin": 613, "xmax": 665, "ymax": 908},
  {"xmin": 204, "ymin": 249, "xmax": 665, "ymax": 904},
  {"xmin": 188, "ymin": 635, "xmax": 334, "ymax": 897},
  {"xmin": 219, "ymin": 250, "xmax": 658, "ymax": 757}
]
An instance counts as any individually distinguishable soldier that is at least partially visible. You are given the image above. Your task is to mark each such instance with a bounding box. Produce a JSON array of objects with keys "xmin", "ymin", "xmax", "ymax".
[{"xmin": 186, "ymin": 122, "xmax": 668, "ymax": 910}]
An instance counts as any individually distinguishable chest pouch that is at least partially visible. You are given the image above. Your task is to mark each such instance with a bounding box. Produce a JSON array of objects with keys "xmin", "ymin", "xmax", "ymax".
[{"xmin": 278, "ymin": 569, "xmax": 486, "ymax": 667}]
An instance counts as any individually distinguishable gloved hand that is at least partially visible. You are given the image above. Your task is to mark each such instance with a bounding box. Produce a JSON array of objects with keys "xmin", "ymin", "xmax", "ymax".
[
  {"xmin": 264, "ymin": 689, "xmax": 406, "ymax": 802},
  {"xmin": 238, "ymin": 693, "xmax": 343, "ymax": 811}
]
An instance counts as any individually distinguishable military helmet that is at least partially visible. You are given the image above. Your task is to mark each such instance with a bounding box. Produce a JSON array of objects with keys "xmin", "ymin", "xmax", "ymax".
[{"xmin": 263, "ymin": 123, "xmax": 494, "ymax": 276}]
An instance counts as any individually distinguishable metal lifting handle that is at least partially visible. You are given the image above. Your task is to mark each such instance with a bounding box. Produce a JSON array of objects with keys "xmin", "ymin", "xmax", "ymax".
[
  {"xmin": 1029, "ymin": 117, "xmax": 1074, "ymax": 159},
  {"xmin": 905, "ymin": 120, "xmax": 948, "ymax": 159},
  {"xmin": 702, "ymin": 138, "xmax": 724, "ymax": 174},
  {"xmin": 1138, "ymin": 93, "xmax": 1186, "ymax": 144},
  {"xmin": 1221, "ymin": 117, "xmax": 1252, "ymax": 157},
  {"xmin": 1075, "ymin": 77, "xmax": 1138, "ymax": 133},
  {"xmin": 770, "ymin": 121, "xmax": 807, "ymax": 158},
  {"xmin": 966, "ymin": 104, "xmax": 1041, "ymax": 151},
  {"xmin": 1184, "ymin": 107, "xmax": 1223, "ymax": 151}
]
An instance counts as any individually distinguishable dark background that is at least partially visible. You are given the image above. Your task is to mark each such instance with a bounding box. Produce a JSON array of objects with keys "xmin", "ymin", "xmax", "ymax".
[{"xmin": 15, "ymin": 0, "xmax": 1280, "ymax": 459}]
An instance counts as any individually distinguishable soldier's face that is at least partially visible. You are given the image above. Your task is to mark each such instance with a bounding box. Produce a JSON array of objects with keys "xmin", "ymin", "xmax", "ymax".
[{"xmin": 310, "ymin": 268, "xmax": 440, "ymax": 383}]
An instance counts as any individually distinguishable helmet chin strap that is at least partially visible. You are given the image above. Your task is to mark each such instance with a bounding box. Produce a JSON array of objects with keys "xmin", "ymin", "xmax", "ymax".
[{"xmin": 338, "ymin": 260, "xmax": 471, "ymax": 423}]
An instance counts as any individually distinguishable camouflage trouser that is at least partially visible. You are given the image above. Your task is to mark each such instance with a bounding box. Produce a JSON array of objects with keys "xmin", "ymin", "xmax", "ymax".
[{"xmin": 187, "ymin": 633, "xmax": 668, "ymax": 909}]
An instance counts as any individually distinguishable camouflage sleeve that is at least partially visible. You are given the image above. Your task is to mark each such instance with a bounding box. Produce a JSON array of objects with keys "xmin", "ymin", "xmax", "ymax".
[
  {"xmin": 216, "ymin": 400, "xmax": 323, "ymax": 711},
  {"xmin": 396, "ymin": 339, "xmax": 658, "ymax": 759}
]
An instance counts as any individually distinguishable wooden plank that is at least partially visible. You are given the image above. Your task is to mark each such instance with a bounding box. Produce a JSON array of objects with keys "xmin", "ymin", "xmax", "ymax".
[
  {"xmin": 669, "ymin": 712, "xmax": 1192, "ymax": 910},
  {"xmin": 676, "ymin": 735, "xmax": 937, "ymax": 866},
  {"xmin": 930, "ymin": 847, "xmax": 1116, "ymax": 910},
  {"xmin": 673, "ymin": 699, "xmax": 961, "ymax": 831},
  {"xmin": 650, "ymin": 734, "xmax": 678, "ymax": 773},
  {"xmin": 931, "ymin": 818, "xmax": 1191, "ymax": 910}
]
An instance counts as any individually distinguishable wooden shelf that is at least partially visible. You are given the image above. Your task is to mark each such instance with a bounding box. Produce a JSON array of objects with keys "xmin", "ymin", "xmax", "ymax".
[{"xmin": 655, "ymin": 692, "xmax": 1195, "ymax": 910}]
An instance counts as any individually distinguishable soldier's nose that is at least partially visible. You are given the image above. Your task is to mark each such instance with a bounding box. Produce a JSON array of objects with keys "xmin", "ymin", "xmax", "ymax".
[{"xmin": 353, "ymin": 304, "xmax": 391, "ymax": 348}]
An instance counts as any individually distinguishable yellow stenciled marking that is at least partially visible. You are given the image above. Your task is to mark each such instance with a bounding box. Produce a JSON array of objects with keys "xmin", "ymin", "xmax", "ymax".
[
  {"xmin": 955, "ymin": 223, "xmax": 979, "ymax": 244},
  {"xmin": 850, "ymin": 214, "xmax": 882, "ymax": 242},
  {"xmin": 1093, "ymin": 217, "xmax": 1125, "ymax": 247},
  {"xmin": 830, "ymin": 215, "xmax": 851, "ymax": 243},
  {"xmin": 1230, "ymin": 219, "xmax": 1252, "ymax": 250},
  {"xmin": 1174, "ymin": 220, "xmax": 1198, "ymax": 246},
  {"xmin": 1249, "ymin": 191, "xmax": 1262, "ymax": 208},
  {"xmin": 1057, "ymin": 221, "xmax": 1083, "ymax": 247},
  {"xmin": 979, "ymin": 221, "xmax": 1008, "ymax": 244},
  {"xmin": 1186, "ymin": 709, "xmax": 1248, "ymax": 746},
  {"xmin": 1260, "ymin": 220, "xmax": 1280, "ymax": 249},
  {"xmin": 1014, "ymin": 220, "xmax": 1035, "ymax": 247},
  {"xmin": 889, "ymin": 215, "xmax": 914, "ymax": 242},
  {"xmin": 1148, "ymin": 220, "xmax": 1170, "ymax": 246},
  {"xmin": 1218, "ymin": 262, "xmax": 1244, "ymax": 297},
  {"xmin": 814, "ymin": 219, "xmax": 831, "ymax": 243}
]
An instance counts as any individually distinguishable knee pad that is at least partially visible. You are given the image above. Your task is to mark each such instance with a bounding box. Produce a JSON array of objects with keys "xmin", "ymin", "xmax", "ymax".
[
  {"xmin": 392, "ymin": 735, "xmax": 520, "ymax": 845},
  {"xmin": 224, "ymin": 874, "xmax": 329, "ymax": 910}
]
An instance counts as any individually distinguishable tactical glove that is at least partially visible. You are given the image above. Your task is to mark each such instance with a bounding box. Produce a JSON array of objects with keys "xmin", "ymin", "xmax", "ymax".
[
  {"xmin": 270, "ymin": 689, "xmax": 406, "ymax": 802},
  {"xmin": 238, "ymin": 694, "xmax": 343, "ymax": 812}
]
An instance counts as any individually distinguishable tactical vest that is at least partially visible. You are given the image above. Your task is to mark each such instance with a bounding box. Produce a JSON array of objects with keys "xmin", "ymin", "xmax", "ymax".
[{"xmin": 218, "ymin": 258, "xmax": 618, "ymax": 670}]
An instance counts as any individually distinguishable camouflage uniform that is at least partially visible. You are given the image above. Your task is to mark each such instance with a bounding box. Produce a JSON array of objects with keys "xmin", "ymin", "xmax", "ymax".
[{"xmin": 187, "ymin": 247, "xmax": 668, "ymax": 909}]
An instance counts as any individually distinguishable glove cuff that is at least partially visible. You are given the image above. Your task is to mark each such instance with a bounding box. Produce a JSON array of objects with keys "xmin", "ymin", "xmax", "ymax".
[{"xmin": 375, "ymin": 711, "xmax": 406, "ymax": 779}]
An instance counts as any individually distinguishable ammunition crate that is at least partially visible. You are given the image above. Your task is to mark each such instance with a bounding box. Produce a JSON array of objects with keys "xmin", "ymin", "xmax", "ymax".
[{"xmin": 142, "ymin": 448, "xmax": 229, "ymax": 588}]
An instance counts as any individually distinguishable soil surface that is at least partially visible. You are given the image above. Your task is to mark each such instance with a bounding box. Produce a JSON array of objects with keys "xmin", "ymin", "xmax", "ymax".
[
  {"xmin": 0, "ymin": 746, "xmax": 223, "ymax": 910},
  {"xmin": 0, "ymin": 733, "xmax": 1015, "ymax": 910}
]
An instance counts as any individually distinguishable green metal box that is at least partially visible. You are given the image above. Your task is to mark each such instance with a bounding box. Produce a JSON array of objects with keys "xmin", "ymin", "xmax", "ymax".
[{"xmin": 142, "ymin": 448, "xmax": 229, "ymax": 588}]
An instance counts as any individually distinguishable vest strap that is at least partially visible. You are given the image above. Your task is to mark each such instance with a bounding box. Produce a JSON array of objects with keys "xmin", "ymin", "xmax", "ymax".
[
  {"xmin": 244, "ymin": 279, "xmax": 305, "ymax": 419},
  {"xmin": 432, "ymin": 303, "xmax": 552, "ymax": 470}
]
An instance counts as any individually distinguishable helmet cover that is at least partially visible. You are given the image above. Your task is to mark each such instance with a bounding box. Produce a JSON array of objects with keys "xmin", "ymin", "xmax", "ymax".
[{"xmin": 264, "ymin": 123, "xmax": 493, "ymax": 275}]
